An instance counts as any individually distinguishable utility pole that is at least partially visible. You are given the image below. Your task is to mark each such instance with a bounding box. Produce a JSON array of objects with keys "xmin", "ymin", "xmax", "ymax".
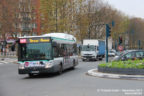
[
  {"xmin": 36, "ymin": 0, "xmax": 41, "ymax": 35},
  {"xmin": 88, "ymin": 1, "xmax": 91, "ymax": 39},
  {"xmin": 55, "ymin": 0, "xmax": 58, "ymax": 32},
  {"xmin": 1, "ymin": 0, "xmax": 7, "ymax": 60}
]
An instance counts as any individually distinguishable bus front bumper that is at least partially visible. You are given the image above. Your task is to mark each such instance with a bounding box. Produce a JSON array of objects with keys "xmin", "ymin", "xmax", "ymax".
[{"xmin": 19, "ymin": 67, "xmax": 55, "ymax": 74}]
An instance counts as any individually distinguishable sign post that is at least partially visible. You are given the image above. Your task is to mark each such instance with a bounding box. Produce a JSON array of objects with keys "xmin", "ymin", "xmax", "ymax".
[
  {"xmin": 106, "ymin": 24, "xmax": 111, "ymax": 63},
  {"xmin": 105, "ymin": 21, "xmax": 115, "ymax": 63},
  {"xmin": 118, "ymin": 45, "xmax": 123, "ymax": 52}
]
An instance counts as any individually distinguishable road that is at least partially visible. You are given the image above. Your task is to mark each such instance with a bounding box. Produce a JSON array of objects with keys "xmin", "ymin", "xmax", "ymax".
[{"xmin": 0, "ymin": 59, "xmax": 143, "ymax": 96}]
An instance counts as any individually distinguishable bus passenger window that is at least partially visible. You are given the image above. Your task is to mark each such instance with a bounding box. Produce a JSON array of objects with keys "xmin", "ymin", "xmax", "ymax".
[
  {"xmin": 59, "ymin": 44, "xmax": 65, "ymax": 56},
  {"xmin": 53, "ymin": 47, "xmax": 58, "ymax": 57}
]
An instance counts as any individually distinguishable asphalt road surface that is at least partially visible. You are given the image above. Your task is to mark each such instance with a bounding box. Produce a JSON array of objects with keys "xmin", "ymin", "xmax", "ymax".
[{"xmin": 0, "ymin": 59, "xmax": 144, "ymax": 96}]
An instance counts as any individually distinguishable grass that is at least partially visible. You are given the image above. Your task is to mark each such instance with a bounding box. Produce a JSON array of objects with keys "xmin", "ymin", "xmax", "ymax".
[{"xmin": 98, "ymin": 59, "xmax": 144, "ymax": 69}]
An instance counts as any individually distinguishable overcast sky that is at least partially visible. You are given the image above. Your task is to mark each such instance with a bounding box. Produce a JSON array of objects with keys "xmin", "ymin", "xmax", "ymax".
[{"xmin": 104, "ymin": 0, "xmax": 144, "ymax": 18}]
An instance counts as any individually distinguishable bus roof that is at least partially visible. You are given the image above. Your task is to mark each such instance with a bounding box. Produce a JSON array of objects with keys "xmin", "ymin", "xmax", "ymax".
[
  {"xmin": 19, "ymin": 33, "xmax": 76, "ymax": 42},
  {"xmin": 42, "ymin": 33, "xmax": 76, "ymax": 41}
]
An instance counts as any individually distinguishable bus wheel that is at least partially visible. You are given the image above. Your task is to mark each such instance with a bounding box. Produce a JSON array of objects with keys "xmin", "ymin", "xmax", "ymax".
[
  {"xmin": 58, "ymin": 64, "xmax": 63, "ymax": 75},
  {"xmin": 82, "ymin": 59, "xmax": 85, "ymax": 62},
  {"xmin": 72, "ymin": 60, "xmax": 76, "ymax": 69},
  {"xmin": 28, "ymin": 73, "xmax": 34, "ymax": 77},
  {"xmin": 94, "ymin": 58, "xmax": 97, "ymax": 61}
]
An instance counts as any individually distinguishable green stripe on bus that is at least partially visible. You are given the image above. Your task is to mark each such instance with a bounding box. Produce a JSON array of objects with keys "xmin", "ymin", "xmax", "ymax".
[{"xmin": 52, "ymin": 37, "xmax": 75, "ymax": 42}]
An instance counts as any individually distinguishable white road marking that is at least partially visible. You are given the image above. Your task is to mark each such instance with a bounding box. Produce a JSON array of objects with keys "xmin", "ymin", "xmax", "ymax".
[
  {"xmin": 0, "ymin": 59, "xmax": 17, "ymax": 65},
  {"xmin": 0, "ymin": 63, "xmax": 3, "ymax": 65}
]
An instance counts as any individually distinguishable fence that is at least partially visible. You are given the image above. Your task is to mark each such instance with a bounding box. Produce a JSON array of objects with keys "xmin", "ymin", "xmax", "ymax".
[{"xmin": 0, "ymin": 51, "xmax": 17, "ymax": 58}]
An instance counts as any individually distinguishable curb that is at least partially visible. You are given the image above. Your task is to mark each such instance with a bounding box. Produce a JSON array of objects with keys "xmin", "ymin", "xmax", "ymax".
[
  {"xmin": 87, "ymin": 69, "xmax": 144, "ymax": 80},
  {"xmin": 0, "ymin": 56, "xmax": 17, "ymax": 58},
  {"xmin": 0, "ymin": 58, "xmax": 18, "ymax": 64}
]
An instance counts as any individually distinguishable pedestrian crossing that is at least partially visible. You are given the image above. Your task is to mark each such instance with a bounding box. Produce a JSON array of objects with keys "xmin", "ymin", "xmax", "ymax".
[{"xmin": 0, "ymin": 58, "xmax": 17, "ymax": 65}]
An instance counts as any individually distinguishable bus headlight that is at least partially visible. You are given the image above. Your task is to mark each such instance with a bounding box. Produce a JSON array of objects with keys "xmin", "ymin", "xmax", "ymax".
[
  {"xmin": 19, "ymin": 64, "xmax": 25, "ymax": 69},
  {"xmin": 45, "ymin": 62, "xmax": 53, "ymax": 68}
]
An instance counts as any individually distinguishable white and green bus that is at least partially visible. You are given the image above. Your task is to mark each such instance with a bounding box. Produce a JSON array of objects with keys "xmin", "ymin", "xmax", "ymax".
[{"xmin": 17, "ymin": 33, "xmax": 78, "ymax": 77}]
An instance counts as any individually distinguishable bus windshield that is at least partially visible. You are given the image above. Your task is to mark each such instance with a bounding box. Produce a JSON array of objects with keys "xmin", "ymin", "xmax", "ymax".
[
  {"xmin": 82, "ymin": 45, "xmax": 96, "ymax": 51},
  {"xmin": 19, "ymin": 42, "xmax": 52, "ymax": 61}
]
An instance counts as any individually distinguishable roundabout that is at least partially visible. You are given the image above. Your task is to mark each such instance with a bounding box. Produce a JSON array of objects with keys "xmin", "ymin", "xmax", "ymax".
[{"xmin": 87, "ymin": 69, "xmax": 144, "ymax": 80}]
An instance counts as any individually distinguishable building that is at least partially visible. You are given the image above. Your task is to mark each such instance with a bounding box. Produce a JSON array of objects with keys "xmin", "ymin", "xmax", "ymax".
[
  {"xmin": 31, "ymin": 0, "xmax": 41, "ymax": 35},
  {"xmin": 0, "ymin": 0, "xmax": 41, "ymax": 51},
  {"xmin": 17, "ymin": 0, "xmax": 41, "ymax": 36}
]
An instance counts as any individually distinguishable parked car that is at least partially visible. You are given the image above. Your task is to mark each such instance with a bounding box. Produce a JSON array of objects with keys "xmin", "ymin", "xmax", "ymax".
[
  {"xmin": 108, "ymin": 50, "xmax": 116, "ymax": 57},
  {"xmin": 112, "ymin": 50, "xmax": 144, "ymax": 61}
]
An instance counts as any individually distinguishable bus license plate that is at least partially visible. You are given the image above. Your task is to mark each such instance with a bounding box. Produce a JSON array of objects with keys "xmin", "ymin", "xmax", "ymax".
[{"xmin": 31, "ymin": 71, "xmax": 39, "ymax": 74}]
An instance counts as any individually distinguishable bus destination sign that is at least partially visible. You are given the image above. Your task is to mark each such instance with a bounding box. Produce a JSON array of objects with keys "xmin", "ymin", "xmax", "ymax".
[{"xmin": 20, "ymin": 38, "xmax": 50, "ymax": 44}]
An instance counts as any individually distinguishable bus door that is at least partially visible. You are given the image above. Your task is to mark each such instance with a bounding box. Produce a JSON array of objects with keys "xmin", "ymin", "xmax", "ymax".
[{"xmin": 63, "ymin": 45, "xmax": 71, "ymax": 69}]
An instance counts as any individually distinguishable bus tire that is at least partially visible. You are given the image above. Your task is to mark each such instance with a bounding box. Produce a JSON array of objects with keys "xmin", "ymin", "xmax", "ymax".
[
  {"xmin": 58, "ymin": 64, "xmax": 63, "ymax": 75},
  {"xmin": 28, "ymin": 73, "xmax": 34, "ymax": 77},
  {"xmin": 72, "ymin": 60, "xmax": 76, "ymax": 69},
  {"xmin": 94, "ymin": 58, "xmax": 97, "ymax": 61},
  {"xmin": 82, "ymin": 59, "xmax": 85, "ymax": 62}
]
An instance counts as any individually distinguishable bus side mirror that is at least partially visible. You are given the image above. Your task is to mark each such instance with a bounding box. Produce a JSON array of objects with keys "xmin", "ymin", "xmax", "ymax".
[{"xmin": 52, "ymin": 42, "xmax": 57, "ymax": 47}]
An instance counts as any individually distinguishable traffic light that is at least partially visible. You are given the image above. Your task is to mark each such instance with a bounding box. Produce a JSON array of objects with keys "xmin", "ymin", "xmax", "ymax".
[
  {"xmin": 119, "ymin": 36, "xmax": 122, "ymax": 45},
  {"xmin": 106, "ymin": 24, "xmax": 111, "ymax": 37},
  {"xmin": 112, "ymin": 21, "xmax": 115, "ymax": 27}
]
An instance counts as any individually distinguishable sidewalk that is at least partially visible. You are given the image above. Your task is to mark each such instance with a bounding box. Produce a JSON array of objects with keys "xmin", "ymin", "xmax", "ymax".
[
  {"xmin": 87, "ymin": 69, "xmax": 144, "ymax": 80},
  {"xmin": 0, "ymin": 55, "xmax": 17, "ymax": 58},
  {"xmin": 0, "ymin": 51, "xmax": 17, "ymax": 58},
  {"xmin": 0, "ymin": 57, "xmax": 17, "ymax": 65}
]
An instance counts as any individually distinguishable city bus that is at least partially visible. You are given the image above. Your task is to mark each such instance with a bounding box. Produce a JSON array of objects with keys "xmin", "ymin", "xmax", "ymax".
[{"xmin": 17, "ymin": 33, "xmax": 78, "ymax": 77}]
